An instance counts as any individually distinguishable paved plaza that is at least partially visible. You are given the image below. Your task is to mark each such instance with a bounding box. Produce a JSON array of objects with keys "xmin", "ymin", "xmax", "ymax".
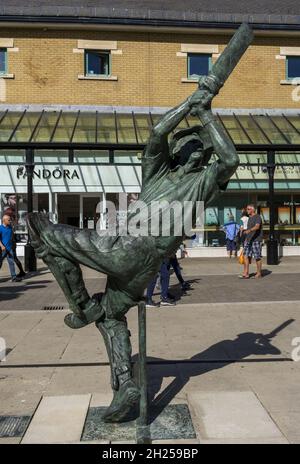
[{"xmin": 0, "ymin": 257, "xmax": 299, "ymax": 443}]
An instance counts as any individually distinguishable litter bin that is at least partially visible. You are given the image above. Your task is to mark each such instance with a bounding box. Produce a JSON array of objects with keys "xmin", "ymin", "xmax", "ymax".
[
  {"xmin": 24, "ymin": 243, "xmax": 37, "ymax": 272},
  {"xmin": 266, "ymin": 239, "xmax": 278, "ymax": 265}
]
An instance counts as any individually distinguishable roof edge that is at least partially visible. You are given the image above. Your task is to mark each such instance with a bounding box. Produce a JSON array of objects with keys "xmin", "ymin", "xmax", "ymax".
[
  {"xmin": 0, "ymin": 104, "xmax": 299, "ymax": 116},
  {"xmin": 1, "ymin": 16, "xmax": 300, "ymax": 32}
]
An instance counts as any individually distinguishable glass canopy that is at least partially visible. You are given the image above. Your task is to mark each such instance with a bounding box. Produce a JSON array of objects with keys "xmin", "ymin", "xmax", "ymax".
[{"xmin": 1, "ymin": 110, "xmax": 300, "ymax": 147}]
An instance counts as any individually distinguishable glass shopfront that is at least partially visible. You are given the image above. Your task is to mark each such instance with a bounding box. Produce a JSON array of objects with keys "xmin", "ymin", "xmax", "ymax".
[
  {"xmin": 1, "ymin": 192, "xmax": 49, "ymax": 243},
  {"xmin": 0, "ymin": 191, "xmax": 140, "ymax": 236},
  {"xmin": 257, "ymin": 193, "xmax": 300, "ymax": 246},
  {"xmin": 189, "ymin": 191, "xmax": 300, "ymax": 249}
]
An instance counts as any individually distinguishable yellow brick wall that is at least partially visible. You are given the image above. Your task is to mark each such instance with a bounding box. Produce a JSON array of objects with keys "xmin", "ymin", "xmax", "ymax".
[{"xmin": 1, "ymin": 27, "xmax": 300, "ymax": 108}]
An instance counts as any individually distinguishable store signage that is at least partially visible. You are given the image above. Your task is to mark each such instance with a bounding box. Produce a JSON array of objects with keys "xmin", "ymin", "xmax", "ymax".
[
  {"xmin": 17, "ymin": 168, "xmax": 80, "ymax": 180},
  {"xmin": 283, "ymin": 201, "xmax": 300, "ymax": 206},
  {"xmin": 238, "ymin": 158, "xmax": 300, "ymax": 175}
]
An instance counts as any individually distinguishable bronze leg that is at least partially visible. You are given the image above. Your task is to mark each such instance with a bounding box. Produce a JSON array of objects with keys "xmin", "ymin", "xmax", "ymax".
[
  {"xmin": 35, "ymin": 243, "xmax": 105, "ymax": 328},
  {"xmin": 96, "ymin": 317, "xmax": 140, "ymax": 422}
]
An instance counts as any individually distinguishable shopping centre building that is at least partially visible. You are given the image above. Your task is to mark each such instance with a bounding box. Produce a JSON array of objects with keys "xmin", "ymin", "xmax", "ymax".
[{"xmin": 1, "ymin": 1, "xmax": 300, "ymax": 257}]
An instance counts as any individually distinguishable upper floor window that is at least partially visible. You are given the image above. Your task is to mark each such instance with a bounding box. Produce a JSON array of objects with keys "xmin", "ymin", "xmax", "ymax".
[
  {"xmin": 187, "ymin": 53, "xmax": 211, "ymax": 79},
  {"xmin": 286, "ymin": 56, "xmax": 300, "ymax": 80},
  {"xmin": 85, "ymin": 50, "xmax": 110, "ymax": 77},
  {"xmin": 0, "ymin": 48, "xmax": 7, "ymax": 75}
]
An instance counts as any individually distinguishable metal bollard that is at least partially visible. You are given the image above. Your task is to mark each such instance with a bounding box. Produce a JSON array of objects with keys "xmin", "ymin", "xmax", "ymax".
[{"xmin": 136, "ymin": 301, "xmax": 151, "ymax": 444}]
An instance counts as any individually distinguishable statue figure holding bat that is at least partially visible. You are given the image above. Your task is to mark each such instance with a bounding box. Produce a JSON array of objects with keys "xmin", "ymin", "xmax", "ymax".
[{"xmin": 27, "ymin": 24, "xmax": 253, "ymax": 423}]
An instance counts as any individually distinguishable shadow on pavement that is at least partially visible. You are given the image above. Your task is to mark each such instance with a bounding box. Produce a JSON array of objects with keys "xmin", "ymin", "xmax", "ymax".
[
  {"xmin": 0, "ymin": 265, "xmax": 52, "ymax": 302},
  {"xmin": 262, "ymin": 269, "xmax": 272, "ymax": 277},
  {"xmin": 24, "ymin": 280, "xmax": 53, "ymax": 286},
  {"xmin": 0, "ymin": 283, "xmax": 49, "ymax": 302},
  {"xmin": 153, "ymin": 278, "xmax": 201, "ymax": 302},
  {"xmin": 132, "ymin": 319, "xmax": 294, "ymax": 425}
]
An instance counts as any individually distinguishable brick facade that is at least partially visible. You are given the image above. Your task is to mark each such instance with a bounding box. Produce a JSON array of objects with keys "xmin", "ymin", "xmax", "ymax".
[{"xmin": 0, "ymin": 27, "xmax": 300, "ymax": 108}]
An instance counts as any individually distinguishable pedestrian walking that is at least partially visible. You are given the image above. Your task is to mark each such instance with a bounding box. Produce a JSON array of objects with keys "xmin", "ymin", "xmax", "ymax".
[
  {"xmin": 0, "ymin": 215, "xmax": 21, "ymax": 282},
  {"xmin": 222, "ymin": 216, "xmax": 240, "ymax": 258},
  {"xmin": 12, "ymin": 230, "xmax": 26, "ymax": 278},
  {"xmin": 170, "ymin": 254, "xmax": 191, "ymax": 292},
  {"xmin": 146, "ymin": 259, "xmax": 176, "ymax": 307},
  {"xmin": 239, "ymin": 204, "xmax": 263, "ymax": 279}
]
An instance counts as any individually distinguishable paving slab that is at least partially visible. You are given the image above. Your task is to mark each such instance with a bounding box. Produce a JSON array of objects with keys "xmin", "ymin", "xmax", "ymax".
[
  {"xmin": 59, "ymin": 325, "xmax": 108, "ymax": 364},
  {"xmin": 45, "ymin": 366, "xmax": 111, "ymax": 396},
  {"xmin": 240, "ymin": 362, "xmax": 300, "ymax": 412},
  {"xmin": 59, "ymin": 440, "xmax": 110, "ymax": 444},
  {"xmin": 0, "ymin": 437, "xmax": 22, "ymax": 444},
  {"xmin": 21, "ymin": 394, "xmax": 91, "ymax": 444},
  {"xmin": 152, "ymin": 439, "xmax": 200, "ymax": 444},
  {"xmin": 0, "ymin": 367, "xmax": 54, "ymax": 416},
  {"xmin": 0, "ymin": 313, "xmax": 9, "ymax": 323},
  {"xmin": 176, "ymin": 361, "xmax": 249, "ymax": 394},
  {"xmin": 266, "ymin": 411, "xmax": 300, "ymax": 444},
  {"xmin": 6, "ymin": 313, "xmax": 73, "ymax": 364},
  {"xmin": 188, "ymin": 391, "xmax": 285, "ymax": 442},
  {"xmin": 0, "ymin": 312, "xmax": 44, "ymax": 352},
  {"xmin": 110, "ymin": 441, "xmax": 136, "ymax": 444},
  {"xmin": 90, "ymin": 393, "xmax": 113, "ymax": 408},
  {"xmin": 200, "ymin": 437, "xmax": 289, "ymax": 444},
  {"xmin": 80, "ymin": 440, "xmax": 110, "ymax": 444}
]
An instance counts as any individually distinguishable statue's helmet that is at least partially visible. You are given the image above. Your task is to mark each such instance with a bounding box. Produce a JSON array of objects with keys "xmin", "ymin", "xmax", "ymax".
[{"xmin": 170, "ymin": 125, "xmax": 213, "ymax": 167}]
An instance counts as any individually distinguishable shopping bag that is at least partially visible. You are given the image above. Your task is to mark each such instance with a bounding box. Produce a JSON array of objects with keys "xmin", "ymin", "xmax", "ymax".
[{"xmin": 238, "ymin": 249, "xmax": 244, "ymax": 265}]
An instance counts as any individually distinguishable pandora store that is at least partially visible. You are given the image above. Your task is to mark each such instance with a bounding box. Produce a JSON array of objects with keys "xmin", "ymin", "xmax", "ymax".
[{"xmin": 0, "ymin": 151, "xmax": 142, "ymax": 255}]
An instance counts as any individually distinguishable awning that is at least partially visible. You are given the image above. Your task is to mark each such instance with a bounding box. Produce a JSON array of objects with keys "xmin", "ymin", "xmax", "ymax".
[{"xmin": 1, "ymin": 110, "xmax": 300, "ymax": 151}]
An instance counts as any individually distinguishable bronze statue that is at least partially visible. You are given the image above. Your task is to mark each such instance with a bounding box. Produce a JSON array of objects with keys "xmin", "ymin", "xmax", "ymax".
[{"xmin": 27, "ymin": 24, "xmax": 253, "ymax": 423}]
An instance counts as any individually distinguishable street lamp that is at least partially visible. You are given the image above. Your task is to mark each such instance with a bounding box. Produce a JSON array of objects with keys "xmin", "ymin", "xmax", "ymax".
[
  {"xmin": 24, "ymin": 148, "xmax": 37, "ymax": 272},
  {"xmin": 266, "ymin": 150, "xmax": 279, "ymax": 265}
]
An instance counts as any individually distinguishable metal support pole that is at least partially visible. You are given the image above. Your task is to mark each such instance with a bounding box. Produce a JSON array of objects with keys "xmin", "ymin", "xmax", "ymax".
[
  {"xmin": 136, "ymin": 301, "xmax": 151, "ymax": 444},
  {"xmin": 24, "ymin": 148, "xmax": 37, "ymax": 272},
  {"xmin": 267, "ymin": 150, "xmax": 278, "ymax": 265}
]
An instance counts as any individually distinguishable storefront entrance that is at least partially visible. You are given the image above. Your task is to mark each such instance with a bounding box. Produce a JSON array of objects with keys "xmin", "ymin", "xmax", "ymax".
[
  {"xmin": 57, "ymin": 194, "xmax": 80, "ymax": 227},
  {"xmin": 57, "ymin": 193, "xmax": 102, "ymax": 229},
  {"xmin": 81, "ymin": 195, "xmax": 102, "ymax": 229}
]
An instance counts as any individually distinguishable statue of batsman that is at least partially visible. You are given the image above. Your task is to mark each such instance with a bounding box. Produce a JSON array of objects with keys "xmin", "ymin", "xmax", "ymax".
[{"xmin": 27, "ymin": 24, "xmax": 253, "ymax": 422}]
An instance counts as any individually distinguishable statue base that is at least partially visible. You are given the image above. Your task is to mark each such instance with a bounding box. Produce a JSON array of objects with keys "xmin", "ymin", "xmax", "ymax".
[
  {"xmin": 81, "ymin": 403, "xmax": 196, "ymax": 442},
  {"xmin": 81, "ymin": 303, "xmax": 195, "ymax": 443}
]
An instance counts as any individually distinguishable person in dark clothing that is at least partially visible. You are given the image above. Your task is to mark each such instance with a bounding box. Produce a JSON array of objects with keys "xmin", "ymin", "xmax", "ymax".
[
  {"xmin": 169, "ymin": 254, "xmax": 191, "ymax": 292},
  {"xmin": 146, "ymin": 259, "xmax": 176, "ymax": 307},
  {"xmin": 11, "ymin": 231, "xmax": 26, "ymax": 278}
]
